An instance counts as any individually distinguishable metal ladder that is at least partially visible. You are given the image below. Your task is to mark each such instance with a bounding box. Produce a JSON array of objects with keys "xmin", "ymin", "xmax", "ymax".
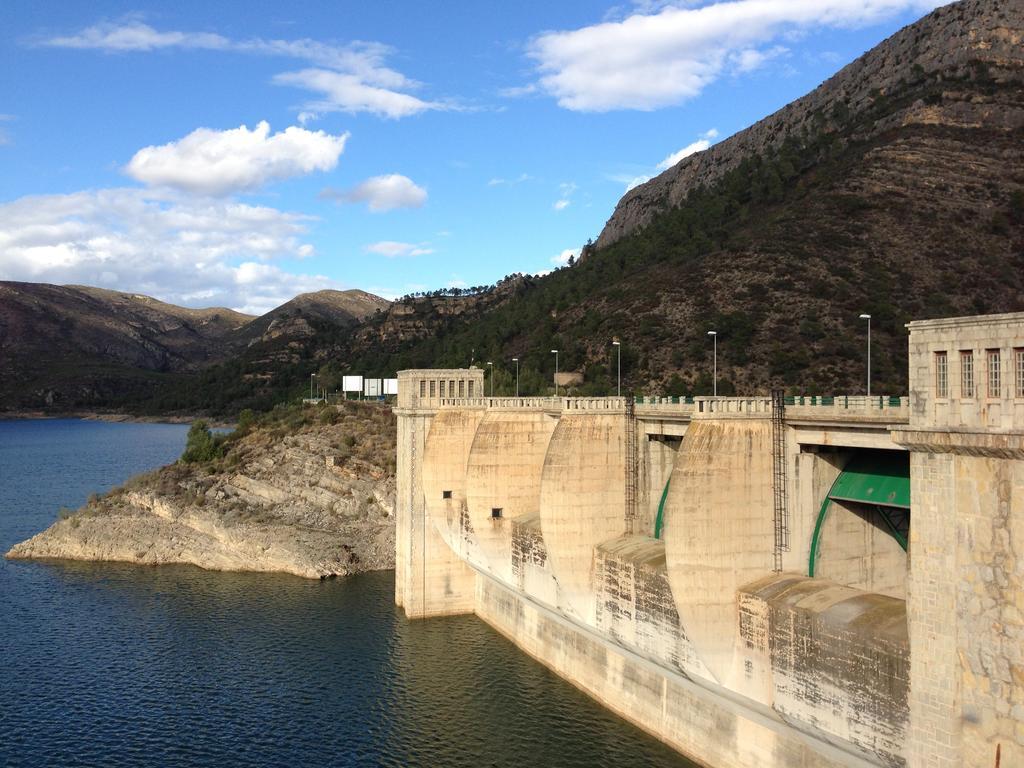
[
  {"xmin": 770, "ymin": 389, "xmax": 790, "ymax": 572},
  {"xmin": 625, "ymin": 394, "xmax": 638, "ymax": 534}
]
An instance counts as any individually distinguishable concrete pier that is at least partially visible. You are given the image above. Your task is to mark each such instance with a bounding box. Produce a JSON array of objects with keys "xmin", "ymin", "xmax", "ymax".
[{"xmin": 393, "ymin": 311, "xmax": 1024, "ymax": 767}]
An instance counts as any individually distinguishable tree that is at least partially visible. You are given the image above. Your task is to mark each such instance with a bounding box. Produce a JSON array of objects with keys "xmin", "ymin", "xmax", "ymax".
[{"xmin": 181, "ymin": 420, "xmax": 222, "ymax": 463}]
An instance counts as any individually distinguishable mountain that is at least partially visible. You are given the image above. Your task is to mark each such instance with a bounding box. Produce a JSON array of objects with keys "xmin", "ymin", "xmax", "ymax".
[
  {"xmin": 4, "ymin": 0, "xmax": 1022, "ymax": 416},
  {"xmin": 0, "ymin": 282, "xmax": 388, "ymax": 413},
  {"xmin": 597, "ymin": 0, "xmax": 1024, "ymax": 249},
  {"xmin": 234, "ymin": 289, "xmax": 389, "ymax": 348},
  {"xmin": 339, "ymin": 0, "xmax": 1024, "ymax": 398}
]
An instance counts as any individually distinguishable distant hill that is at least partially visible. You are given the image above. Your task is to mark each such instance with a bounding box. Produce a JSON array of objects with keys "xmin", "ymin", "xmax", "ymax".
[
  {"xmin": 0, "ymin": 282, "xmax": 388, "ymax": 413},
  {"xmin": 234, "ymin": 289, "xmax": 389, "ymax": 348}
]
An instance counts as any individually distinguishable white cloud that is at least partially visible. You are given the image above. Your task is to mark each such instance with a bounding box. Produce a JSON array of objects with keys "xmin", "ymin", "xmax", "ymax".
[
  {"xmin": 42, "ymin": 21, "xmax": 446, "ymax": 120},
  {"xmin": 623, "ymin": 175, "xmax": 652, "ymax": 192},
  {"xmin": 526, "ymin": 0, "xmax": 944, "ymax": 111},
  {"xmin": 551, "ymin": 248, "xmax": 579, "ymax": 266},
  {"xmin": 487, "ymin": 173, "xmax": 532, "ymax": 187},
  {"xmin": 0, "ymin": 114, "xmax": 13, "ymax": 146},
  {"xmin": 730, "ymin": 45, "xmax": 789, "ymax": 73},
  {"xmin": 322, "ymin": 174, "xmax": 427, "ymax": 212},
  {"xmin": 125, "ymin": 121, "xmax": 348, "ymax": 196},
  {"xmin": 498, "ymin": 83, "xmax": 538, "ymax": 98},
  {"xmin": 657, "ymin": 139, "xmax": 711, "ymax": 170},
  {"xmin": 364, "ymin": 240, "xmax": 434, "ymax": 258},
  {"xmin": 608, "ymin": 128, "xmax": 719, "ymax": 191},
  {"xmin": 0, "ymin": 188, "xmax": 333, "ymax": 315},
  {"xmin": 657, "ymin": 128, "xmax": 720, "ymax": 170},
  {"xmin": 553, "ymin": 181, "xmax": 577, "ymax": 211},
  {"xmin": 44, "ymin": 22, "xmax": 229, "ymax": 52},
  {"xmin": 272, "ymin": 68, "xmax": 441, "ymax": 119}
]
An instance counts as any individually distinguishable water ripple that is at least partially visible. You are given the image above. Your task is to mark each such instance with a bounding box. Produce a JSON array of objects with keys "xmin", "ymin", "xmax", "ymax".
[{"xmin": 1, "ymin": 420, "xmax": 694, "ymax": 767}]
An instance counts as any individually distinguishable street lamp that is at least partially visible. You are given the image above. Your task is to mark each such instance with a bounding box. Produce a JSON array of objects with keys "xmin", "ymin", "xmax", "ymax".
[
  {"xmin": 310, "ymin": 373, "xmax": 316, "ymax": 400},
  {"xmin": 859, "ymin": 314, "xmax": 872, "ymax": 397},
  {"xmin": 512, "ymin": 358, "xmax": 520, "ymax": 397},
  {"xmin": 487, "ymin": 361, "xmax": 494, "ymax": 397},
  {"xmin": 707, "ymin": 331, "xmax": 717, "ymax": 397},
  {"xmin": 612, "ymin": 340, "xmax": 621, "ymax": 397},
  {"xmin": 551, "ymin": 350, "xmax": 559, "ymax": 397}
]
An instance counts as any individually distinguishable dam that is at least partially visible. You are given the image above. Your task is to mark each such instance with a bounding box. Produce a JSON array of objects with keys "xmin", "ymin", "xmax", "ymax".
[{"xmin": 392, "ymin": 312, "xmax": 1024, "ymax": 768}]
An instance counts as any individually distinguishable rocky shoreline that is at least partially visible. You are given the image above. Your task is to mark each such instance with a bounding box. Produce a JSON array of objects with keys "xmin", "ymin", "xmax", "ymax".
[{"xmin": 5, "ymin": 403, "xmax": 396, "ymax": 579}]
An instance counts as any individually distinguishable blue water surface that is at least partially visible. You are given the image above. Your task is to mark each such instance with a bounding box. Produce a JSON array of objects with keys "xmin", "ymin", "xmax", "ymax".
[{"xmin": 0, "ymin": 419, "xmax": 695, "ymax": 768}]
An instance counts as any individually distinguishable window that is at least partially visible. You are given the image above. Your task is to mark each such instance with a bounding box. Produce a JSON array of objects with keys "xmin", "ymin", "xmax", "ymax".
[
  {"xmin": 468, "ymin": 381, "xmax": 475, "ymax": 397},
  {"xmin": 439, "ymin": 380, "xmax": 446, "ymax": 398},
  {"xmin": 419, "ymin": 380, "xmax": 426, "ymax": 398},
  {"xmin": 961, "ymin": 351, "xmax": 974, "ymax": 399},
  {"xmin": 491, "ymin": 508, "xmax": 503, "ymax": 519},
  {"xmin": 442, "ymin": 490, "xmax": 452, "ymax": 499},
  {"xmin": 429, "ymin": 380, "xmax": 436, "ymax": 398},
  {"xmin": 1016, "ymin": 348, "xmax": 1024, "ymax": 398},
  {"xmin": 935, "ymin": 351, "xmax": 948, "ymax": 398},
  {"xmin": 459, "ymin": 380, "xmax": 465, "ymax": 398},
  {"xmin": 449, "ymin": 380, "xmax": 456, "ymax": 397},
  {"xmin": 987, "ymin": 349, "xmax": 1001, "ymax": 399}
]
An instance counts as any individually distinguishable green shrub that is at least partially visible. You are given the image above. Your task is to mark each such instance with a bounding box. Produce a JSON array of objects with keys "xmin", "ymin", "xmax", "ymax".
[
  {"xmin": 237, "ymin": 409, "xmax": 256, "ymax": 432},
  {"xmin": 181, "ymin": 420, "xmax": 224, "ymax": 464}
]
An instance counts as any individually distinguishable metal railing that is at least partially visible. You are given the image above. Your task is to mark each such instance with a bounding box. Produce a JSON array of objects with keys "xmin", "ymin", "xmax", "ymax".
[{"xmin": 423, "ymin": 394, "xmax": 909, "ymax": 421}]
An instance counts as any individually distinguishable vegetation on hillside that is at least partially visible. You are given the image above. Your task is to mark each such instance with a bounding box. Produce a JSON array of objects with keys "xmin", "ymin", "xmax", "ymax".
[{"xmin": 338, "ymin": 64, "xmax": 1023, "ymax": 398}]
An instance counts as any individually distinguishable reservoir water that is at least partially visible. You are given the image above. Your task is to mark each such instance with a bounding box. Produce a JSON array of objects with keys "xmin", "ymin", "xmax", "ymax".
[{"xmin": 0, "ymin": 419, "xmax": 695, "ymax": 768}]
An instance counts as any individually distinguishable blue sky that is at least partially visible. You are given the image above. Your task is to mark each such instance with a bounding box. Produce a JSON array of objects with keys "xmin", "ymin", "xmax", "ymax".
[{"xmin": 0, "ymin": 0, "xmax": 946, "ymax": 314}]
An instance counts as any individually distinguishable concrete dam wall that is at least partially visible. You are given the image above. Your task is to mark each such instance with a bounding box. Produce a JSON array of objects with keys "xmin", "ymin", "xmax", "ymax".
[{"xmin": 394, "ymin": 312, "xmax": 1024, "ymax": 768}]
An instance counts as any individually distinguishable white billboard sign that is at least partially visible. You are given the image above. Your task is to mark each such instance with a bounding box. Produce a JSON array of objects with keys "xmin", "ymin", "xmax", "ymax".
[
  {"xmin": 383, "ymin": 378, "xmax": 398, "ymax": 395},
  {"xmin": 363, "ymin": 378, "xmax": 382, "ymax": 397},
  {"xmin": 342, "ymin": 375, "xmax": 363, "ymax": 393}
]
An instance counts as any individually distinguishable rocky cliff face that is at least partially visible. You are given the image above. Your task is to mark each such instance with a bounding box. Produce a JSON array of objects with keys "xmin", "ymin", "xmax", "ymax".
[
  {"xmin": 6, "ymin": 403, "xmax": 397, "ymax": 579},
  {"xmin": 596, "ymin": 0, "xmax": 1024, "ymax": 249}
]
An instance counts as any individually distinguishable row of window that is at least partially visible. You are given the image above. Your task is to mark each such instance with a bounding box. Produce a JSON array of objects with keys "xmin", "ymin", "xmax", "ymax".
[
  {"xmin": 934, "ymin": 348, "xmax": 1024, "ymax": 399},
  {"xmin": 418, "ymin": 378, "xmax": 476, "ymax": 398}
]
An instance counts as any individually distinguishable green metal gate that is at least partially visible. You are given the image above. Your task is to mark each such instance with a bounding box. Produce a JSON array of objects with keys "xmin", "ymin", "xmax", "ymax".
[{"xmin": 808, "ymin": 451, "xmax": 910, "ymax": 576}]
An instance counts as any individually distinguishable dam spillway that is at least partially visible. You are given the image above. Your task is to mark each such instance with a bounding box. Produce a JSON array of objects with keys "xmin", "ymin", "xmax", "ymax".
[{"xmin": 392, "ymin": 312, "xmax": 1024, "ymax": 768}]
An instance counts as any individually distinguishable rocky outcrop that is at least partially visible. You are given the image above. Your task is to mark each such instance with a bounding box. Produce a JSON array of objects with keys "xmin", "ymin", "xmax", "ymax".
[
  {"xmin": 596, "ymin": 0, "xmax": 1024, "ymax": 249},
  {"xmin": 6, "ymin": 406, "xmax": 396, "ymax": 579}
]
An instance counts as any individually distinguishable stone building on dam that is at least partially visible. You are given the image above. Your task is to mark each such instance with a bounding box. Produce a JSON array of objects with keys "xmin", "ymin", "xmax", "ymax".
[{"xmin": 392, "ymin": 311, "xmax": 1024, "ymax": 768}]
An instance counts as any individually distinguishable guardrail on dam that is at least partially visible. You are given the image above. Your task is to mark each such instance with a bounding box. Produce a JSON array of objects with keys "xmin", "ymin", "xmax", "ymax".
[{"xmin": 392, "ymin": 311, "xmax": 1024, "ymax": 768}]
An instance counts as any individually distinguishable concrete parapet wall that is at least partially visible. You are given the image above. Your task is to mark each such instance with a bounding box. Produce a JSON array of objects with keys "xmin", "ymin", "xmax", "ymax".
[
  {"xmin": 663, "ymin": 418, "xmax": 775, "ymax": 684},
  {"xmin": 739, "ymin": 575, "xmax": 909, "ymax": 767}
]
